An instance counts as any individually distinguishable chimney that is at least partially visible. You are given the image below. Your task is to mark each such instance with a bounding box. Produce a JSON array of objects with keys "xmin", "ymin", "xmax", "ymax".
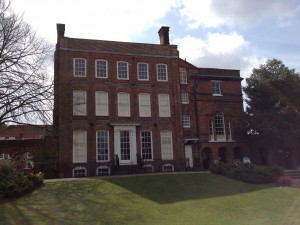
[
  {"xmin": 57, "ymin": 23, "xmax": 65, "ymax": 40},
  {"xmin": 158, "ymin": 26, "xmax": 170, "ymax": 45}
]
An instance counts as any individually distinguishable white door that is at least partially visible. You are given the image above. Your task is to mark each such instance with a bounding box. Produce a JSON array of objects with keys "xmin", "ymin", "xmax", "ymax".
[
  {"xmin": 114, "ymin": 126, "xmax": 137, "ymax": 165},
  {"xmin": 185, "ymin": 145, "xmax": 193, "ymax": 168}
]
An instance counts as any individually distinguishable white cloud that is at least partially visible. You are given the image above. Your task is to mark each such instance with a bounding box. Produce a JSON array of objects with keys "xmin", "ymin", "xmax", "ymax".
[
  {"xmin": 206, "ymin": 32, "xmax": 248, "ymax": 55},
  {"xmin": 173, "ymin": 32, "xmax": 265, "ymax": 80},
  {"xmin": 179, "ymin": 0, "xmax": 299, "ymax": 28},
  {"xmin": 178, "ymin": 0, "xmax": 223, "ymax": 28},
  {"xmin": 12, "ymin": 0, "xmax": 179, "ymax": 43}
]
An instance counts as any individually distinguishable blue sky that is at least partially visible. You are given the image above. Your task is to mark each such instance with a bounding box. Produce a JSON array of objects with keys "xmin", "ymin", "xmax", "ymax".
[{"xmin": 12, "ymin": 0, "xmax": 300, "ymax": 80}]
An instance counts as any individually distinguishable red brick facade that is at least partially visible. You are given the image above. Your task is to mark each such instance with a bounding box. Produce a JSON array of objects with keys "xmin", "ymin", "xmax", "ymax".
[{"xmin": 53, "ymin": 24, "xmax": 249, "ymax": 178}]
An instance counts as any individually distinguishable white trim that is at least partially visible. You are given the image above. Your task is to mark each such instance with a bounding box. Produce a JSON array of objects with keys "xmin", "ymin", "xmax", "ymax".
[
  {"xmin": 117, "ymin": 61, "xmax": 129, "ymax": 80},
  {"xmin": 96, "ymin": 130, "xmax": 110, "ymax": 162},
  {"xmin": 73, "ymin": 58, "xmax": 86, "ymax": 77},
  {"xmin": 179, "ymin": 67, "xmax": 188, "ymax": 84},
  {"xmin": 158, "ymin": 94, "xmax": 170, "ymax": 117},
  {"xmin": 212, "ymin": 80, "xmax": 222, "ymax": 95},
  {"xmin": 183, "ymin": 115, "xmax": 191, "ymax": 128},
  {"xmin": 96, "ymin": 166, "xmax": 110, "ymax": 176},
  {"xmin": 140, "ymin": 130, "xmax": 153, "ymax": 160},
  {"xmin": 160, "ymin": 130, "xmax": 173, "ymax": 160},
  {"xmin": 72, "ymin": 130, "xmax": 87, "ymax": 163},
  {"xmin": 118, "ymin": 92, "xmax": 130, "ymax": 117},
  {"xmin": 137, "ymin": 62, "xmax": 149, "ymax": 80},
  {"xmin": 95, "ymin": 91, "xmax": 109, "ymax": 116},
  {"xmin": 95, "ymin": 59, "xmax": 108, "ymax": 78},
  {"xmin": 162, "ymin": 163, "xmax": 174, "ymax": 172},
  {"xmin": 181, "ymin": 92, "xmax": 189, "ymax": 104},
  {"xmin": 73, "ymin": 90, "xmax": 87, "ymax": 116},
  {"xmin": 73, "ymin": 166, "xmax": 87, "ymax": 177},
  {"xmin": 114, "ymin": 126, "xmax": 137, "ymax": 165},
  {"xmin": 138, "ymin": 93, "xmax": 151, "ymax": 117},
  {"xmin": 156, "ymin": 64, "xmax": 168, "ymax": 81}
]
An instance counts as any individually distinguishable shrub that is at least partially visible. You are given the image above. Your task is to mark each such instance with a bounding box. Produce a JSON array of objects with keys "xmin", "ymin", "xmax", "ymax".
[
  {"xmin": 0, "ymin": 156, "xmax": 44, "ymax": 198},
  {"xmin": 276, "ymin": 176, "xmax": 292, "ymax": 187},
  {"xmin": 210, "ymin": 163, "xmax": 283, "ymax": 184}
]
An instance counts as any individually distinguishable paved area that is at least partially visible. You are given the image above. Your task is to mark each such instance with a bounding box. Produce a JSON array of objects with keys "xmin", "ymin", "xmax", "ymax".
[{"xmin": 44, "ymin": 170, "xmax": 211, "ymax": 183}]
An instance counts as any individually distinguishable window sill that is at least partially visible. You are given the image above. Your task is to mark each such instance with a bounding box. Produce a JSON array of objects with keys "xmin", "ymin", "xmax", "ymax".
[{"xmin": 212, "ymin": 94, "xmax": 223, "ymax": 97}]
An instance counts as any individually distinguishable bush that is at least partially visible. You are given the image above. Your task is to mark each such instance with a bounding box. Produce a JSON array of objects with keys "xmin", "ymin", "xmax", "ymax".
[
  {"xmin": 210, "ymin": 163, "xmax": 283, "ymax": 184},
  {"xmin": 0, "ymin": 157, "xmax": 44, "ymax": 198},
  {"xmin": 276, "ymin": 176, "xmax": 292, "ymax": 187}
]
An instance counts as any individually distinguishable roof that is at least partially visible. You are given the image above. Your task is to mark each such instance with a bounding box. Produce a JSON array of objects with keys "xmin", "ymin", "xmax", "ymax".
[
  {"xmin": 57, "ymin": 37, "xmax": 179, "ymax": 58},
  {"xmin": 0, "ymin": 125, "xmax": 51, "ymax": 140}
]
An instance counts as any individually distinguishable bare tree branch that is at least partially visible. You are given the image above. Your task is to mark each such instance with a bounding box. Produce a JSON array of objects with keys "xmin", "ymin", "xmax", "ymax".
[{"xmin": 0, "ymin": 0, "xmax": 53, "ymax": 125}]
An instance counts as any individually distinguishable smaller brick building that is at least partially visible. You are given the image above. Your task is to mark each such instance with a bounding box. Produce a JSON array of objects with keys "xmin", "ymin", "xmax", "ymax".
[{"xmin": 0, "ymin": 125, "xmax": 57, "ymax": 177}]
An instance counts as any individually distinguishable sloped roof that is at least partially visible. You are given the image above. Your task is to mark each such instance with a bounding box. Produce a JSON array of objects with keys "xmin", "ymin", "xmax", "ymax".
[{"xmin": 0, "ymin": 125, "xmax": 51, "ymax": 140}]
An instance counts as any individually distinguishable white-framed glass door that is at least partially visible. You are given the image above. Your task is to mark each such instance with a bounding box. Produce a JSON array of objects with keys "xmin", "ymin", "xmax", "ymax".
[{"xmin": 114, "ymin": 126, "xmax": 137, "ymax": 164}]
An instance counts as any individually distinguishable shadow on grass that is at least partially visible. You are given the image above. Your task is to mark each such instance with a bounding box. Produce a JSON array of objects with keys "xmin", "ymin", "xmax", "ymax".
[{"xmin": 105, "ymin": 173, "xmax": 269, "ymax": 204}]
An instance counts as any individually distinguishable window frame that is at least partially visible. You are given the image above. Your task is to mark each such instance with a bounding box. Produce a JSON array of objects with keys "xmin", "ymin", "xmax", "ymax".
[
  {"xmin": 160, "ymin": 130, "xmax": 173, "ymax": 160},
  {"xmin": 181, "ymin": 92, "xmax": 189, "ymax": 104},
  {"xmin": 120, "ymin": 130, "xmax": 131, "ymax": 161},
  {"xmin": 117, "ymin": 61, "xmax": 129, "ymax": 80},
  {"xmin": 73, "ymin": 90, "xmax": 87, "ymax": 116},
  {"xmin": 141, "ymin": 131, "xmax": 153, "ymax": 161},
  {"xmin": 157, "ymin": 64, "xmax": 168, "ymax": 81},
  {"xmin": 162, "ymin": 163, "xmax": 174, "ymax": 172},
  {"xmin": 179, "ymin": 67, "xmax": 188, "ymax": 84},
  {"xmin": 138, "ymin": 93, "xmax": 151, "ymax": 117},
  {"xmin": 137, "ymin": 63, "xmax": 149, "ymax": 80},
  {"xmin": 96, "ymin": 130, "xmax": 110, "ymax": 162},
  {"xmin": 117, "ymin": 92, "xmax": 130, "ymax": 117},
  {"xmin": 73, "ymin": 58, "xmax": 86, "ymax": 77},
  {"xmin": 72, "ymin": 130, "xmax": 87, "ymax": 163},
  {"xmin": 182, "ymin": 115, "xmax": 191, "ymax": 128},
  {"xmin": 158, "ymin": 94, "xmax": 171, "ymax": 117},
  {"xmin": 95, "ymin": 91, "xmax": 109, "ymax": 116},
  {"xmin": 73, "ymin": 166, "xmax": 87, "ymax": 177},
  {"xmin": 215, "ymin": 111, "xmax": 226, "ymax": 141},
  {"xmin": 96, "ymin": 166, "xmax": 110, "ymax": 176},
  {"xmin": 95, "ymin": 59, "xmax": 108, "ymax": 78},
  {"xmin": 212, "ymin": 80, "xmax": 222, "ymax": 96}
]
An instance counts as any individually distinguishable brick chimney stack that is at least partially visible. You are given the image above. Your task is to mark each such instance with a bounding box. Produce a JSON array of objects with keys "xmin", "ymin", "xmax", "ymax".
[
  {"xmin": 158, "ymin": 26, "xmax": 170, "ymax": 45},
  {"xmin": 57, "ymin": 23, "xmax": 65, "ymax": 41}
]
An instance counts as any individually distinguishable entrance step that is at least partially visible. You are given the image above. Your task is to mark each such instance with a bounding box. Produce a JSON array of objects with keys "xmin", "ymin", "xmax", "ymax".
[
  {"xmin": 284, "ymin": 170, "xmax": 300, "ymax": 179},
  {"xmin": 113, "ymin": 165, "xmax": 145, "ymax": 175}
]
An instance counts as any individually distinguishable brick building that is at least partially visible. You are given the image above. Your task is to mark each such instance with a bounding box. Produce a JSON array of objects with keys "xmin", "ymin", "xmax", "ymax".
[{"xmin": 53, "ymin": 24, "xmax": 249, "ymax": 178}]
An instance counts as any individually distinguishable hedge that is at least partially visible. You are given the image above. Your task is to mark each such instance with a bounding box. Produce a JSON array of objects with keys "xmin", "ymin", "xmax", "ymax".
[{"xmin": 210, "ymin": 162, "xmax": 283, "ymax": 184}]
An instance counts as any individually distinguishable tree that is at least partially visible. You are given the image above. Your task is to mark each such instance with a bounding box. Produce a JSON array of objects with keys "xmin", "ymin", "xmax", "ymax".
[
  {"xmin": 243, "ymin": 59, "xmax": 300, "ymax": 168},
  {"xmin": 0, "ymin": 0, "xmax": 53, "ymax": 125}
]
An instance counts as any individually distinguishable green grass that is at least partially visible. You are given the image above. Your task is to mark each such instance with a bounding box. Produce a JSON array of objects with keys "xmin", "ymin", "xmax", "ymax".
[{"xmin": 1, "ymin": 173, "xmax": 300, "ymax": 225}]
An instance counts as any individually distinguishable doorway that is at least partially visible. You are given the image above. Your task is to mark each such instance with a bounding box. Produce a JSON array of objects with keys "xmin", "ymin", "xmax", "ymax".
[{"xmin": 185, "ymin": 145, "xmax": 193, "ymax": 168}]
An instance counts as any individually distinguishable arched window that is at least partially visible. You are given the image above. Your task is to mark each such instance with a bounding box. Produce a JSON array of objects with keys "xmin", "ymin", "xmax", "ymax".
[
  {"xmin": 215, "ymin": 111, "xmax": 225, "ymax": 140},
  {"xmin": 73, "ymin": 166, "xmax": 87, "ymax": 177},
  {"xmin": 162, "ymin": 164, "xmax": 174, "ymax": 172},
  {"xmin": 96, "ymin": 166, "xmax": 110, "ymax": 176}
]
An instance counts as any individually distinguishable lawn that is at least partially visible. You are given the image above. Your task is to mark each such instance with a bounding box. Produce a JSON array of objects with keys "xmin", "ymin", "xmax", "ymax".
[{"xmin": 1, "ymin": 173, "xmax": 300, "ymax": 225}]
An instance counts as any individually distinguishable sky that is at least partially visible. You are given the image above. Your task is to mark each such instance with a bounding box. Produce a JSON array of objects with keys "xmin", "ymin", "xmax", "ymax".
[{"xmin": 11, "ymin": 0, "xmax": 300, "ymax": 81}]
